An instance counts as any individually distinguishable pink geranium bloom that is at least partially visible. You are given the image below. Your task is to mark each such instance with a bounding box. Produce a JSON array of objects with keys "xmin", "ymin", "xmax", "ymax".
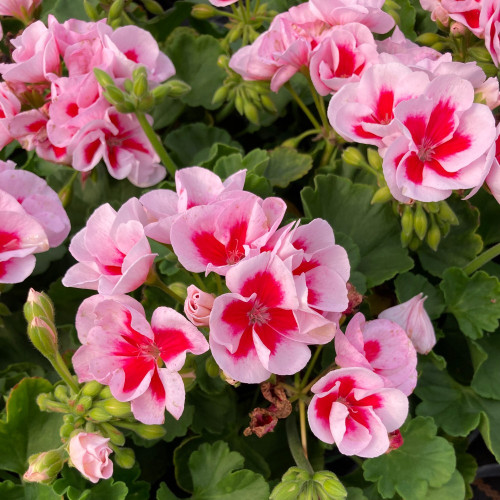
[
  {"xmin": 0, "ymin": 161, "xmax": 70, "ymax": 247},
  {"xmin": 335, "ymin": 313, "xmax": 417, "ymax": 395},
  {"xmin": 0, "ymin": 0, "xmax": 42, "ymax": 23},
  {"xmin": 209, "ymin": 0, "xmax": 238, "ymax": 6},
  {"xmin": 480, "ymin": 0, "xmax": 500, "ymax": 67},
  {"xmin": 307, "ymin": 367, "xmax": 408, "ymax": 457},
  {"xmin": 379, "ymin": 293, "xmax": 436, "ymax": 354},
  {"xmin": 0, "ymin": 83, "xmax": 21, "ymax": 150},
  {"xmin": 309, "ymin": 23, "xmax": 379, "ymax": 95},
  {"xmin": 140, "ymin": 167, "xmax": 246, "ymax": 244},
  {"xmin": 184, "ymin": 285, "xmax": 215, "ymax": 327},
  {"xmin": 443, "ymin": 0, "xmax": 483, "ymax": 36},
  {"xmin": 309, "ymin": 0, "xmax": 395, "ymax": 34},
  {"xmin": 68, "ymin": 432, "xmax": 113, "ymax": 484},
  {"xmin": 383, "ymin": 74, "xmax": 496, "ymax": 202},
  {"xmin": 170, "ymin": 191, "xmax": 286, "ymax": 275},
  {"xmin": 328, "ymin": 63, "xmax": 430, "ymax": 149},
  {"xmin": 72, "ymin": 296, "xmax": 209, "ymax": 424},
  {"xmin": 0, "ymin": 189, "xmax": 49, "ymax": 283},
  {"xmin": 70, "ymin": 108, "xmax": 165, "ymax": 187},
  {"xmin": 486, "ymin": 124, "xmax": 500, "ymax": 202},
  {"xmin": 420, "ymin": 0, "xmax": 451, "ymax": 25},
  {"xmin": 62, "ymin": 198, "xmax": 156, "ymax": 295}
]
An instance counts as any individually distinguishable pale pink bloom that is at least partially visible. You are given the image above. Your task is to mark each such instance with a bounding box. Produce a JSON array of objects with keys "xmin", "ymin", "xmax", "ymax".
[
  {"xmin": 62, "ymin": 198, "xmax": 156, "ymax": 295},
  {"xmin": 383, "ymin": 74, "xmax": 496, "ymax": 203},
  {"xmin": 68, "ymin": 433, "xmax": 113, "ymax": 483},
  {"xmin": 264, "ymin": 218, "xmax": 350, "ymax": 317},
  {"xmin": 72, "ymin": 296, "xmax": 209, "ymax": 424},
  {"xmin": 0, "ymin": 0, "xmax": 42, "ymax": 23},
  {"xmin": 0, "ymin": 83, "xmax": 21, "ymax": 150},
  {"xmin": 379, "ymin": 293, "xmax": 436, "ymax": 354},
  {"xmin": 209, "ymin": 0, "xmax": 238, "ymax": 6},
  {"xmin": 309, "ymin": 23, "xmax": 379, "ymax": 95},
  {"xmin": 308, "ymin": 367, "xmax": 408, "ymax": 457},
  {"xmin": 335, "ymin": 313, "xmax": 417, "ymax": 396},
  {"xmin": 475, "ymin": 77, "xmax": 500, "ymax": 109},
  {"xmin": 140, "ymin": 167, "xmax": 246, "ymax": 244},
  {"xmin": 420, "ymin": 0, "xmax": 451, "ymax": 25},
  {"xmin": 184, "ymin": 285, "xmax": 215, "ymax": 327},
  {"xmin": 309, "ymin": 0, "xmax": 395, "ymax": 34},
  {"xmin": 0, "ymin": 21, "xmax": 60, "ymax": 83},
  {"xmin": 328, "ymin": 63, "xmax": 430, "ymax": 149},
  {"xmin": 486, "ymin": 124, "xmax": 500, "ymax": 202},
  {"xmin": 171, "ymin": 191, "xmax": 286, "ymax": 275},
  {"xmin": 443, "ymin": 0, "xmax": 483, "ymax": 36},
  {"xmin": 209, "ymin": 252, "xmax": 310, "ymax": 383},
  {"xmin": 0, "ymin": 189, "xmax": 49, "ymax": 283},
  {"xmin": 0, "ymin": 161, "xmax": 70, "ymax": 247},
  {"xmin": 70, "ymin": 108, "xmax": 165, "ymax": 187},
  {"xmin": 480, "ymin": 0, "xmax": 500, "ymax": 67}
]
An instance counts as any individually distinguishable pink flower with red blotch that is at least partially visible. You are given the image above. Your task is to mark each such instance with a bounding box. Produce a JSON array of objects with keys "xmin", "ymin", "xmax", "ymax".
[
  {"xmin": 0, "ymin": 161, "xmax": 70, "ymax": 247},
  {"xmin": 419, "ymin": 0, "xmax": 451, "ymax": 26},
  {"xmin": 140, "ymin": 166, "xmax": 246, "ymax": 244},
  {"xmin": 443, "ymin": 0, "xmax": 483, "ymax": 36},
  {"xmin": 68, "ymin": 432, "xmax": 113, "ymax": 483},
  {"xmin": 209, "ymin": 252, "xmax": 336, "ymax": 384},
  {"xmin": 480, "ymin": 0, "xmax": 500, "ymax": 67},
  {"xmin": 379, "ymin": 293, "xmax": 436, "ymax": 354},
  {"xmin": 171, "ymin": 191, "xmax": 286, "ymax": 275},
  {"xmin": 307, "ymin": 367, "xmax": 408, "ymax": 457},
  {"xmin": 335, "ymin": 313, "xmax": 417, "ymax": 396},
  {"xmin": 62, "ymin": 198, "xmax": 156, "ymax": 295},
  {"xmin": 328, "ymin": 63, "xmax": 430, "ymax": 151},
  {"xmin": 309, "ymin": 22, "xmax": 379, "ymax": 95},
  {"xmin": 383, "ymin": 74, "xmax": 496, "ymax": 203},
  {"xmin": 209, "ymin": 0, "xmax": 239, "ymax": 6},
  {"xmin": 0, "ymin": 83, "xmax": 21, "ymax": 150},
  {"xmin": 485, "ymin": 124, "xmax": 500, "ymax": 203},
  {"xmin": 70, "ymin": 108, "xmax": 165, "ymax": 187},
  {"xmin": 72, "ymin": 296, "xmax": 209, "ymax": 424},
  {"xmin": 309, "ymin": 0, "xmax": 395, "ymax": 34},
  {"xmin": 0, "ymin": 189, "xmax": 49, "ymax": 283},
  {"xmin": 0, "ymin": 0, "xmax": 42, "ymax": 23}
]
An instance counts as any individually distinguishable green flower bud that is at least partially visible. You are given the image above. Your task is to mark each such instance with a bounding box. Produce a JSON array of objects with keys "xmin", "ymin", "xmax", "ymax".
[
  {"xmin": 212, "ymin": 86, "xmax": 229, "ymax": 107},
  {"xmin": 409, "ymin": 236, "xmax": 422, "ymax": 251},
  {"xmin": 367, "ymin": 148, "xmax": 382, "ymax": 170},
  {"xmin": 137, "ymin": 95, "xmax": 154, "ymax": 111},
  {"xmin": 477, "ymin": 62, "xmax": 498, "ymax": 78},
  {"xmin": 425, "ymin": 201, "xmax": 440, "ymax": 213},
  {"xmin": 228, "ymin": 24, "xmax": 243, "ymax": 44},
  {"xmin": 401, "ymin": 205, "xmax": 414, "ymax": 238},
  {"xmin": 235, "ymin": 91, "xmax": 245, "ymax": 115},
  {"xmin": 426, "ymin": 218, "xmax": 441, "ymax": 251},
  {"xmin": 114, "ymin": 447, "xmax": 135, "ymax": 469},
  {"xmin": 191, "ymin": 3, "xmax": 217, "ymax": 19},
  {"xmin": 217, "ymin": 55, "xmax": 230, "ymax": 70},
  {"xmin": 415, "ymin": 33, "xmax": 442, "ymax": 46},
  {"xmin": 108, "ymin": 0, "xmax": 125, "ymax": 21},
  {"xmin": 468, "ymin": 46, "xmax": 493, "ymax": 63},
  {"xmin": 114, "ymin": 99, "xmax": 137, "ymax": 113},
  {"xmin": 93, "ymin": 68, "xmax": 115, "ymax": 88},
  {"xmin": 431, "ymin": 42, "xmax": 447, "ymax": 52},
  {"xmin": 99, "ymin": 386, "xmax": 112, "ymax": 399},
  {"xmin": 244, "ymin": 100, "xmax": 260, "ymax": 125},
  {"xmin": 143, "ymin": 0, "xmax": 164, "ymax": 15},
  {"xmin": 123, "ymin": 78, "xmax": 133, "ymax": 93},
  {"xmin": 24, "ymin": 289, "xmax": 55, "ymax": 324},
  {"xmin": 133, "ymin": 74, "xmax": 149, "ymax": 99},
  {"xmin": 84, "ymin": 0, "xmax": 100, "ymax": 21},
  {"xmin": 87, "ymin": 407, "xmax": 113, "ymax": 422},
  {"xmin": 59, "ymin": 422, "xmax": 74, "ymax": 440},
  {"xmin": 54, "ymin": 385, "xmax": 69, "ymax": 403},
  {"xmin": 281, "ymin": 467, "xmax": 311, "ymax": 483},
  {"xmin": 102, "ymin": 398, "xmax": 132, "ymax": 418},
  {"xmin": 205, "ymin": 355, "xmax": 220, "ymax": 378},
  {"xmin": 270, "ymin": 480, "xmax": 303, "ymax": 500},
  {"xmin": 37, "ymin": 393, "xmax": 51, "ymax": 411},
  {"xmin": 126, "ymin": 423, "xmax": 166, "ymax": 440},
  {"xmin": 413, "ymin": 203, "xmax": 428, "ymax": 240},
  {"xmin": 371, "ymin": 186, "xmax": 392, "ymax": 204},
  {"xmin": 75, "ymin": 395, "xmax": 93, "ymax": 415},
  {"xmin": 260, "ymin": 94, "xmax": 277, "ymax": 113},
  {"xmin": 27, "ymin": 317, "xmax": 58, "ymax": 360},
  {"xmin": 100, "ymin": 422, "xmax": 126, "ymax": 446},
  {"xmin": 82, "ymin": 381, "xmax": 103, "ymax": 398},
  {"xmin": 58, "ymin": 183, "xmax": 73, "ymax": 208},
  {"xmin": 342, "ymin": 147, "xmax": 365, "ymax": 167},
  {"xmin": 24, "ymin": 449, "xmax": 67, "ymax": 484},
  {"xmin": 103, "ymin": 86, "xmax": 126, "ymax": 105},
  {"xmin": 438, "ymin": 201, "xmax": 459, "ymax": 225},
  {"xmin": 153, "ymin": 79, "xmax": 191, "ymax": 99},
  {"xmin": 169, "ymin": 282, "xmax": 187, "ymax": 300},
  {"xmin": 312, "ymin": 471, "xmax": 347, "ymax": 500}
]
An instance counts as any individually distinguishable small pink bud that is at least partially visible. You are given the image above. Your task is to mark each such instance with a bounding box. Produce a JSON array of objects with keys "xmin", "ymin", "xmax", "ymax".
[
  {"xmin": 450, "ymin": 21, "xmax": 467, "ymax": 37},
  {"xmin": 184, "ymin": 285, "xmax": 215, "ymax": 327},
  {"xmin": 28, "ymin": 317, "xmax": 58, "ymax": 359},
  {"xmin": 24, "ymin": 449, "xmax": 67, "ymax": 484},
  {"xmin": 379, "ymin": 293, "xmax": 436, "ymax": 354},
  {"xmin": 68, "ymin": 432, "xmax": 113, "ymax": 483},
  {"xmin": 24, "ymin": 289, "xmax": 55, "ymax": 323},
  {"xmin": 387, "ymin": 430, "xmax": 404, "ymax": 452}
]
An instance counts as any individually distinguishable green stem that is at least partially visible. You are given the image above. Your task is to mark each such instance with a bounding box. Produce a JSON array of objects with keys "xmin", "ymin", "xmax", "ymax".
[
  {"xmin": 52, "ymin": 353, "xmax": 80, "ymax": 394},
  {"xmin": 301, "ymin": 345, "xmax": 323, "ymax": 390},
  {"xmin": 245, "ymin": 0, "xmax": 251, "ymax": 20},
  {"xmin": 135, "ymin": 111, "xmax": 176, "ymax": 178},
  {"xmin": 192, "ymin": 272, "xmax": 207, "ymax": 292},
  {"xmin": 306, "ymin": 76, "xmax": 329, "ymax": 132},
  {"xmin": 215, "ymin": 274, "xmax": 224, "ymax": 296},
  {"xmin": 285, "ymin": 83, "xmax": 322, "ymax": 131},
  {"xmin": 214, "ymin": 8, "xmax": 240, "ymax": 19},
  {"xmin": 463, "ymin": 242, "xmax": 500, "ymax": 275},
  {"xmin": 253, "ymin": 0, "xmax": 261, "ymax": 15},
  {"xmin": 146, "ymin": 268, "xmax": 185, "ymax": 304},
  {"xmin": 286, "ymin": 412, "xmax": 314, "ymax": 474},
  {"xmin": 302, "ymin": 363, "xmax": 336, "ymax": 395},
  {"xmin": 299, "ymin": 399, "xmax": 308, "ymax": 459}
]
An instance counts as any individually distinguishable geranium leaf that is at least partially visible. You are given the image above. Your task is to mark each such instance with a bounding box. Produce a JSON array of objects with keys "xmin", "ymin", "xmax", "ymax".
[
  {"xmin": 264, "ymin": 148, "xmax": 313, "ymax": 188},
  {"xmin": 471, "ymin": 335, "xmax": 500, "ymax": 399},
  {"xmin": 0, "ymin": 480, "xmax": 60, "ymax": 500}
]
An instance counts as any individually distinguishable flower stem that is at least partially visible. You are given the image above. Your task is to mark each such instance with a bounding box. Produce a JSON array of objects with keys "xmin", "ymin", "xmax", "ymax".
[
  {"xmin": 285, "ymin": 83, "xmax": 322, "ymax": 131},
  {"xmin": 299, "ymin": 399, "xmax": 308, "ymax": 459},
  {"xmin": 301, "ymin": 345, "xmax": 323, "ymax": 390},
  {"xmin": 463, "ymin": 242, "xmax": 500, "ymax": 275},
  {"xmin": 286, "ymin": 412, "xmax": 314, "ymax": 474},
  {"xmin": 192, "ymin": 272, "xmax": 207, "ymax": 292},
  {"xmin": 52, "ymin": 353, "xmax": 80, "ymax": 394},
  {"xmin": 146, "ymin": 268, "xmax": 185, "ymax": 304},
  {"xmin": 135, "ymin": 111, "xmax": 177, "ymax": 178}
]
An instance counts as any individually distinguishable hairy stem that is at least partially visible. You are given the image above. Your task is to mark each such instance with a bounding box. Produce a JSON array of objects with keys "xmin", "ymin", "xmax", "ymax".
[
  {"xmin": 285, "ymin": 83, "xmax": 322, "ymax": 131},
  {"xmin": 463, "ymin": 242, "xmax": 500, "ymax": 275},
  {"xmin": 286, "ymin": 412, "xmax": 314, "ymax": 474}
]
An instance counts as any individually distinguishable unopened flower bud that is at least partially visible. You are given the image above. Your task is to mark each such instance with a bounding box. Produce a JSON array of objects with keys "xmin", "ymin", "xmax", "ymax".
[
  {"xmin": 82, "ymin": 381, "xmax": 103, "ymax": 398},
  {"xmin": 438, "ymin": 201, "xmax": 459, "ymax": 225},
  {"xmin": 409, "ymin": 236, "xmax": 421, "ymax": 251},
  {"xmin": 54, "ymin": 385, "xmax": 69, "ymax": 402},
  {"xmin": 426, "ymin": 218, "xmax": 441, "ymax": 251},
  {"xmin": 114, "ymin": 99, "xmax": 137, "ymax": 113},
  {"xmin": 387, "ymin": 429, "xmax": 404, "ymax": 452},
  {"xmin": 87, "ymin": 407, "xmax": 113, "ymax": 422},
  {"xmin": 260, "ymin": 94, "xmax": 277, "ymax": 113},
  {"xmin": 205, "ymin": 355, "xmax": 220, "ymax": 378},
  {"xmin": 108, "ymin": 0, "xmax": 125, "ymax": 20},
  {"xmin": 271, "ymin": 467, "xmax": 311, "ymax": 500},
  {"xmin": 58, "ymin": 183, "xmax": 73, "ymax": 208},
  {"xmin": 84, "ymin": 0, "xmax": 100, "ymax": 21},
  {"xmin": 127, "ymin": 423, "xmax": 166, "ymax": 440},
  {"xmin": 24, "ymin": 449, "xmax": 67, "ymax": 484},
  {"xmin": 191, "ymin": 3, "xmax": 217, "ymax": 19},
  {"xmin": 401, "ymin": 205, "xmax": 414, "ymax": 238},
  {"xmin": 212, "ymin": 86, "xmax": 229, "ymax": 107},
  {"xmin": 415, "ymin": 33, "xmax": 442, "ymax": 46},
  {"xmin": 468, "ymin": 46, "xmax": 493, "ymax": 63},
  {"xmin": 113, "ymin": 447, "xmax": 135, "ymax": 469},
  {"xmin": 75, "ymin": 395, "xmax": 93, "ymax": 415},
  {"xmin": 367, "ymin": 148, "xmax": 382, "ymax": 170},
  {"xmin": 312, "ymin": 471, "xmax": 347, "ymax": 500},
  {"xmin": 244, "ymin": 100, "xmax": 260, "ymax": 125},
  {"xmin": 124, "ymin": 78, "xmax": 133, "ymax": 93},
  {"xmin": 371, "ymin": 186, "xmax": 392, "ymax": 204},
  {"xmin": 103, "ymin": 86, "xmax": 126, "ymax": 105},
  {"xmin": 217, "ymin": 55, "xmax": 230, "ymax": 70},
  {"xmin": 143, "ymin": 0, "xmax": 163, "ymax": 15},
  {"xmin": 60, "ymin": 422, "xmax": 74, "ymax": 440},
  {"xmin": 450, "ymin": 21, "xmax": 466, "ymax": 37},
  {"xmin": 99, "ymin": 386, "xmax": 112, "ymax": 399},
  {"xmin": 37, "ymin": 393, "xmax": 51, "ymax": 411},
  {"xmin": 93, "ymin": 68, "xmax": 115, "ymax": 89},
  {"xmin": 100, "ymin": 423, "xmax": 126, "ymax": 446},
  {"xmin": 185, "ymin": 285, "xmax": 215, "ymax": 327},
  {"xmin": 24, "ymin": 289, "xmax": 55, "ymax": 324},
  {"xmin": 342, "ymin": 147, "xmax": 365, "ymax": 167},
  {"xmin": 27, "ymin": 317, "xmax": 58, "ymax": 360},
  {"xmin": 169, "ymin": 282, "xmax": 187, "ymax": 300},
  {"xmin": 133, "ymin": 74, "xmax": 149, "ymax": 99},
  {"xmin": 102, "ymin": 398, "xmax": 132, "ymax": 418},
  {"xmin": 413, "ymin": 203, "xmax": 428, "ymax": 240}
]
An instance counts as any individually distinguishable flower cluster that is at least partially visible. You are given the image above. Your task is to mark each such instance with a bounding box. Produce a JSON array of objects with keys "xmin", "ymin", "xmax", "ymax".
[
  {"xmin": 0, "ymin": 160, "xmax": 70, "ymax": 283},
  {"xmin": 0, "ymin": 16, "xmax": 175, "ymax": 186},
  {"xmin": 229, "ymin": 0, "xmax": 500, "ymax": 204}
]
